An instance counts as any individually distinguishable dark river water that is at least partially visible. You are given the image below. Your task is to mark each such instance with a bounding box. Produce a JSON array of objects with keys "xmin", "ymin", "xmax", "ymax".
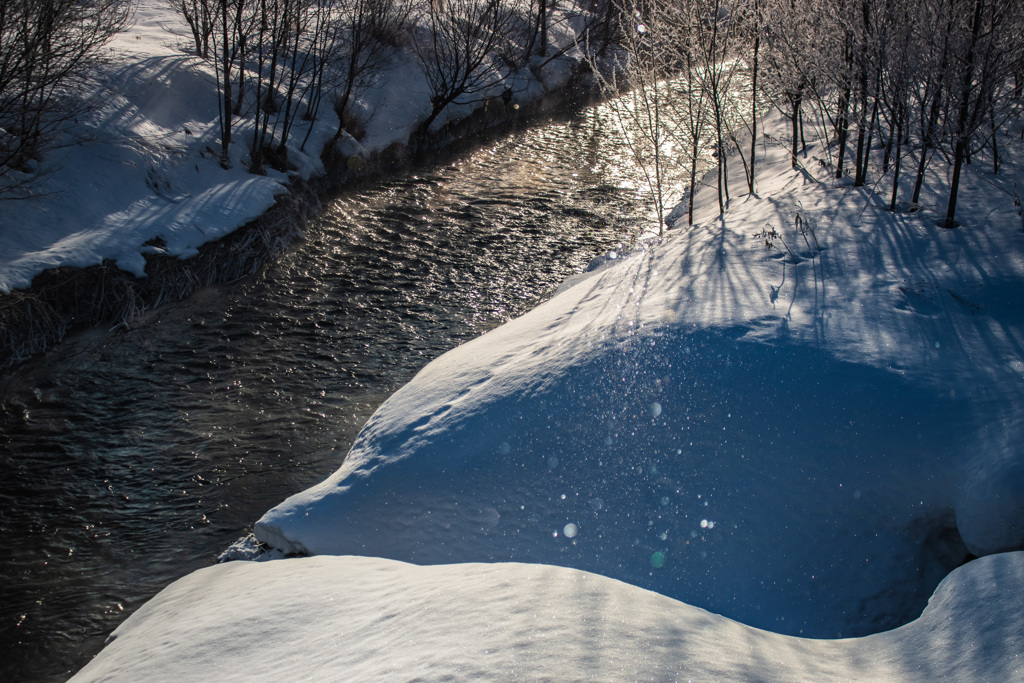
[{"xmin": 0, "ymin": 103, "xmax": 690, "ymax": 681}]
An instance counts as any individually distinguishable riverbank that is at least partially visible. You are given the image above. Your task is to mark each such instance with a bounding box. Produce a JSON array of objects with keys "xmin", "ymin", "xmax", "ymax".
[{"xmin": 0, "ymin": 1, "xmax": 602, "ymax": 374}]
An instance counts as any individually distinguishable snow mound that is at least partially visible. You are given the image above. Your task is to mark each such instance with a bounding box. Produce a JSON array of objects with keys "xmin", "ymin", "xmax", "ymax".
[
  {"xmin": 254, "ymin": 110, "xmax": 1024, "ymax": 638},
  {"xmin": 70, "ymin": 552, "xmax": 1024, "ymax": 682},
  {"xmin": 253, "ymin": 318, "xmax": 976, "ymax": 638}
]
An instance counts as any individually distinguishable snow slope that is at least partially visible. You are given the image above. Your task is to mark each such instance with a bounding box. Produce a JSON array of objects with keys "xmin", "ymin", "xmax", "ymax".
[
  {"xmin": 70, "ymin": 551, "xmax": 1024, "ymax": 682},
  {"xmin": 0, "ymin": 5, "xmax": 294, "ymax": 293},
  {"xmin": 0, "ymin": 1, "xmax": 586, "ymax": 295},
  {"xmin": 251, "ymin": 108, "xmax": 1024, "ymax": 639}
]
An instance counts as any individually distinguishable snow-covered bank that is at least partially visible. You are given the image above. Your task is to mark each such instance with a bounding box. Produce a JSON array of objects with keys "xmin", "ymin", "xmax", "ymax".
[
  {"xmin": 70, "ymin": 551, "xmax": 1024, "ymax": 682},
  {"xmin": 249, "ymin": 106, "xmax": 1024, "ymax": 639},
  {"xmin": 0, "ymin": 1, "xmax": 595, "ymax": 370},
  {"xmin": 0, "ymin": 3, "xmax": 590, "ymax": 292},
  {"xmin": 64, "ymin": 96, "xmax": 1024, "ymax": 677},
  {"xmin": 39, "ymin": 4, "xmax": 1024, "ymax": 672}
]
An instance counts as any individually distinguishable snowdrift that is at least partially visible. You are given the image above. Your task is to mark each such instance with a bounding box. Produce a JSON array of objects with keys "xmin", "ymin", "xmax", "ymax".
[
  {"xmin": 253, "ymin": 111, "xmax": 1024, "ymax": 639},
  {"xmin": 70, "ymin": 551, "xmax": 1024, "ymax": 682}
]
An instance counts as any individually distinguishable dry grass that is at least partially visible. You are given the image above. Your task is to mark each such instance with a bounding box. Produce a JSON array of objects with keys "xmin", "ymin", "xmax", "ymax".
[
  {"xmin": 0, "ymin": 185, "xmax": 316, "ymax": 374},
  {"xmin": 0, "ymin": 71, "xmax": 598, "ymax": 375}
]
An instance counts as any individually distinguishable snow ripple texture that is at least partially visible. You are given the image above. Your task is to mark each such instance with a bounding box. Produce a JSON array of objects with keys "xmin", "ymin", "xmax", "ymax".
[{"xmin": 70, "ymin": 552, "xmax": 1024, "ymax": 682}]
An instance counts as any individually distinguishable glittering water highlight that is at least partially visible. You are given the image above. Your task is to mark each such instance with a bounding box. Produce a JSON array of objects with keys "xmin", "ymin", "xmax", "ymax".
[{"xmin": 0, "ymin": 102, "xmax": 694, "ymax": 682}]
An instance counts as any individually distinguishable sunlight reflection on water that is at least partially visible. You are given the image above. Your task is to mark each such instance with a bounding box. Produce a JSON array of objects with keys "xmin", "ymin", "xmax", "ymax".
[{"xmin": 0, "ymin": 100, "xmax": 705, "ymax": 681}]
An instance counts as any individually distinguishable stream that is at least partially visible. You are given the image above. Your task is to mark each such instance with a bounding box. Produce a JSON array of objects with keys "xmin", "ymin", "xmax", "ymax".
[{"xmin": 0, "ymin": 101, "xmax": 692, "ymax": 681}]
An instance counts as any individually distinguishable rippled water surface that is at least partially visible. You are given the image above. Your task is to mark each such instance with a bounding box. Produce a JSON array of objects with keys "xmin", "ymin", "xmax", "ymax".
[{"xmin": 0, "ymin": 103, "xmax": 690, "ymax": 681}]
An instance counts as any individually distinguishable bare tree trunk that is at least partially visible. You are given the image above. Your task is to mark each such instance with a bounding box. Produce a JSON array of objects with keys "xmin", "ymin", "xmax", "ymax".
[
  {"xmin": 789, "ymin": 91, "xmax": 802, "ymax": 169},
  {"xmin": 249, "ymin": 0, "xmax": 269, "ymax": 173},
  {"xmin": 232, "ymin": 0, "xmax": 249, "ymax": 117},
  {"xmin": 800, "ymin": 106, "xmax": 806, "ymax": 153},
  {"xmin": 218, "ymin": 0, "xmax": 233, "ymax": 166},
  {"xmin": 911, "ymin": 9, "xmax": 953, "ymax": 207},
  {"xmin": 858, "ymin": 94, "xmax": 878, "ymax": 183},
  {"xmin": 911, "ymin": 84, "xmax": 943, "ymax": 208},
  {"xmin": 882, "ymin": 100, "xmax": 894, "ymax": 173},
  {"xmin": 945, "ymin": 0, "xmax": 985, "ymax": 229},
  {"xmin": 989, "ymin": 91, "xmax": 999, "ymax": 174},
  {"xmin": 539, "ymin": 0, "xmax": 548, "ymax": 57},
  {"xmin": 889, "ymin": 101, "xmax": 904, "ymax": 211},
  {"xmin": 748, "ymin": 0, "xmax": 760, "ymax": 193},
  {"xmin": 689, "ymin": 133, "xmax": 700, "ymax": 226},
  {"xmin": 835, "ymin": 81, "xmax": 851, "ymax": 179}
]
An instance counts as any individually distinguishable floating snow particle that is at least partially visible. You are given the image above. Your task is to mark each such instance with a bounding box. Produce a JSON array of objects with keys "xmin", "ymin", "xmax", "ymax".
[
  {"xmin": 498, "ymin": 442, "xmax": 511, "ymax": 455},
  {"xmin": 701, "ymin": 519, "xmax": 709, "ymax": 528},
  {"xmin": 591, "ymin": 497, "xmax": 604, "ymax": 511},
  {"xmin": 563, "ymin": 523, "xmax": 578, "ymax": 538},
  {"xmin": 482, "ymin": 507, "xmax": 501, "ymax": 529},
  {"xmin": 650, "ymin": 402, "xmax": 662, "ymax": 418},
  {"xmin": 660, "ymin": 496, "xmax": 670, "ymax": 507},
  {"xmin": 650, "ymin": 551, "xmax": 666, "ymax": 568},
  {"xmin": 637, "ymin": 23, "xmax": 647, "ymax": 33},
  {"xmin": 548, "ymin": 456, "xmax": 559, "ymax": 469}
]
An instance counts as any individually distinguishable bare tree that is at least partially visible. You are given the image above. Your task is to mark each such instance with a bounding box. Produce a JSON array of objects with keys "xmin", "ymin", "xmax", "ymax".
[
  {"xmin": 172, "ymin": 0, "xmax": 215, "ymax": 57},
  {"xmin": 744, "ymin": 0, "xmax": 762, "ymax": 193},
  {"xmin": 662, "ymin": 6, "xmax": 709, "ymax": 226},
  {"xmin": 590, "ymin": 0, "xmax": 685, "ymax": 232},
  {"xmin": 411, "ymin": 0, "xmax": 523, "ymax": 139},
  {"xmin": 0, "ymin": 0, "xmax": 132, "ymax": 196},
  {"xmin": 209, "ymin": 0, "xmax": 250, "ymax": 167},
  {"xmin": 693, "ymin": 0, "xmax": 742, "ymax": 212},
  {"xmin": 248, "ymin": 0, "xmax": 292, "ymax": 174},
  {"xmin": 329, "ymin": 0, "xmax": 409, "ymax": 140},
  {"xmin": 873, "ymin": 0, "xmax": 919, "ymax": 210},
  {"xmin": 942, "ymin": 0, "xmax": 1020, "ymax": 227},
  {"xmin": 761, "ymin": 0, "xmax": 817, "ymax": 169}
]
